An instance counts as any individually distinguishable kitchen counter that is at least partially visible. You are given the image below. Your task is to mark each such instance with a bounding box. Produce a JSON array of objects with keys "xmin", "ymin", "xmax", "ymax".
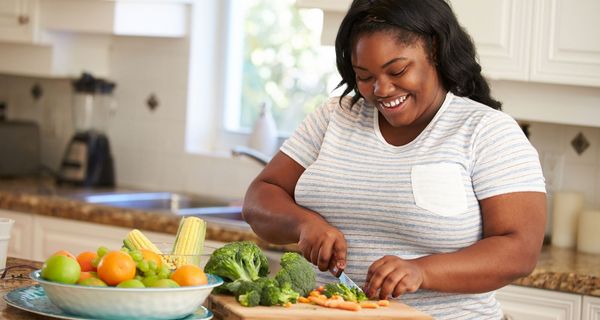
[
  {"xmin": 0, "ymin": 257, "xmax": 45, "ymax": 319},
  {"xmin": 0, "ymin": 177, "xmax": 298, "ymax": 253},
  {"xmin": 0, "ymin": 177, "xmax": 599, "ymax": 298}
]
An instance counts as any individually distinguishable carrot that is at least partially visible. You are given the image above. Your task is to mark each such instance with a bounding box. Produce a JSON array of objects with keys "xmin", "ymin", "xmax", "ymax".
[
  {"xmin": 297, "ymin": 297, "xmax": 310, "ymax": 303},
  {"xmin": 283, "ymin": 302, "xmax": 293, "ymax": 308},
  {"xmin": 308, "ymin": 296, "xmax": 328, "ymax": 307},
  {"xmin": 316, "ymin": 285, "xmax": 325, "ymax": 293},
  {"xmin": 309, "ymin": 290, "xmax": 321, "ymax": 297},
  {"xmin": 377, "ymin": 300, "xmax": 390, "ymax": 307},
  {"xmin": 337, "ymin": 301, "xmax": 362, "ymax": 311},
  {"xmin": 359, "ymin": 301, "xmax": 379, "ymax": 309}
]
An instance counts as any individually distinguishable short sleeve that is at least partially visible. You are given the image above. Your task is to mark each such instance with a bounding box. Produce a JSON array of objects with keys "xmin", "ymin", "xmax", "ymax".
[
  {"xmin": 280, "ymin": 98, "xmax": 337, "ymax": 168},
  {"xmin": 471, "ymin": 112, "xmax": 546, "ymax": 199}
]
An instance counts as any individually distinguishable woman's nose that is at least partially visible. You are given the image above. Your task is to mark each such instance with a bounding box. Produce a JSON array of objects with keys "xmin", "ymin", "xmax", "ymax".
[{"xmin": 373, "ymin": 77, "xmax": 393, "ymax": 97}]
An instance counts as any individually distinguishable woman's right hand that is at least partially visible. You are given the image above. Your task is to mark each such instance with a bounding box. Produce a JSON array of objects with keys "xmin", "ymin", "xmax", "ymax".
[{"xmin": 297, "ymin": 218, "xmax": 347, "ymax": 273}]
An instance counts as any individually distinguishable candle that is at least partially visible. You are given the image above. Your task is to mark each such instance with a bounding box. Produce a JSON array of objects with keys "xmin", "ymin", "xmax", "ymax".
[
  {"xmin": 551, "ymin": 191, "xmax": 584, "ymax": 248},
  {"xmin": 577, "ymin": 210, "xmax": 600, "ymax": 254}
]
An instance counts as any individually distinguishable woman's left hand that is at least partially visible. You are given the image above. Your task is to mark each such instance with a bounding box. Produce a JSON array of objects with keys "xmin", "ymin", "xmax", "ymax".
[{"xmin": 365, "ymin": 255, "xmax": 424, "ymax": 299}]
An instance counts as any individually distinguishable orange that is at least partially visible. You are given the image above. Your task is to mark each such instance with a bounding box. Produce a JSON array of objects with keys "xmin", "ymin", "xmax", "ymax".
[
  {"xmin": 51, "ymin": 250, "xmax": 76, "ymax": 261},
  {"xmin": 170, "ymin": 265, "xmax": 207, "ymax": 287},
  {"xmin": 78, "ymin": 271, "xmax": 98, "ymax": 283},
  {"xmin": 76, "ymin": 251, "xmax": 98, "ymax": 272},
  {"xmin": 97, "ymin": 251, "xmax": 136, "ymax": 286},
  {"xmin": 140, "ymin": 249, "xmax": 162, "ymax": 269}
]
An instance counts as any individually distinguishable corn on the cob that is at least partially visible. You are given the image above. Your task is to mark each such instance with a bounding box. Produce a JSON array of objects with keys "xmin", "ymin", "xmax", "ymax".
[
  {"xmin": 124, "ymin": 229, "xmax": 175, "ymax": 269},
  {"xmin": 172, "ymin": 217, "xmax": 206, "ymax": 268}
]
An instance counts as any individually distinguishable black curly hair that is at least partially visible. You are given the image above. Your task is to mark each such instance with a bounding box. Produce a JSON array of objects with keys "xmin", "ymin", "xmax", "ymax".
[{"xmin": 335, "ymin": 0, "xmax": 502, "ymax": 110}]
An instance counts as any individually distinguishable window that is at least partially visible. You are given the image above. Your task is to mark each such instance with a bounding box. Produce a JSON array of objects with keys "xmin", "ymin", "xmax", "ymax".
[{"xmin": 224, "ymin": 0, "xmax": 341, "ymax": 136}]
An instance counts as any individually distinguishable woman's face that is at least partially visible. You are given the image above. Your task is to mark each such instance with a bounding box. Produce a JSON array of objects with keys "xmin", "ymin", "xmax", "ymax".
[{"xmin": 351, "ymin": 31, "xmax": 446, "ymax": 129}]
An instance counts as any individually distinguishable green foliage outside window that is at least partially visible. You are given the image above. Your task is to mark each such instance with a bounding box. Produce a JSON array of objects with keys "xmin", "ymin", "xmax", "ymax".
[{"xmin": 239, "ymin": 0, "xmax": 340, "ymax": 135}]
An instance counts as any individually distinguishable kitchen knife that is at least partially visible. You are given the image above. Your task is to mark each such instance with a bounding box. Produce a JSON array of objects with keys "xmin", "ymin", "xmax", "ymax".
[{"xmin": 333, "ymin": 266, "xmax": 364, "ymax": 293}]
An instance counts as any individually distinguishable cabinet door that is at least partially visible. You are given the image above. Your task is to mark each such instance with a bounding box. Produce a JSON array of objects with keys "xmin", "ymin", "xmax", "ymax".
[
  {"xmin": 0, "ymin": 0, "xmax": 36, "ymax": 43},
  {"xmin": 0, "ymin": 210, "xmax": 33, "ymax": 260},
  {"xmin": 531, "ymin": 0, "xmax": 600, "ymax": 86},
  {"xmin": 496, "ymin": 285, "xmax": 582, "ymax": 320},
  {"xmin": 450, "ymin": 0, "xmax": 532, "ymax": 81},
  {"xmin": 583, "ymin": 296, "xmax": 600, "ymax": 320}
]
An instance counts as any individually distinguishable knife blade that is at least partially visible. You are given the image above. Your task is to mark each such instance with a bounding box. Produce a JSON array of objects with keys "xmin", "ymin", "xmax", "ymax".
[{"xmin": 338, "ymin": 271, "xmax": 364, "ymax": 293}]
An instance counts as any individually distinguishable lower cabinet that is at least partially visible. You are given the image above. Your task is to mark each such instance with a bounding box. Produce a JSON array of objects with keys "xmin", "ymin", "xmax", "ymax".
[
  {"xmin": 497, "ymin": 285, "xmax": 582, "ymax": 320},
  {"xmin": 0, "ymin": 209, "xmax": 34, "ymax": 260},
  {"xmin": 583, "ymin": 296, "xmax": 600, "ymax": 320}
]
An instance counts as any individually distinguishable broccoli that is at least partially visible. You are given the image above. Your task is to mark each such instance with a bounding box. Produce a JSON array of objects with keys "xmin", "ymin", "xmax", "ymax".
[
  {"xmin": 322, "ymin": 283, "xmax": 367, "ymax": 302},
  {"xmin": 274, "ymin": 252, "xmax": 316, "ymax": 297},
  {"xmin": 237, "ymin": 290, "xmax": 261, "ymax": 307},
  {"xmin": 204, "ymin": 241, "xmax": 270, "ymax": 285},
  {"xmin": 259, "ymin": 281, "xmax": 300, "ymax": 306}
]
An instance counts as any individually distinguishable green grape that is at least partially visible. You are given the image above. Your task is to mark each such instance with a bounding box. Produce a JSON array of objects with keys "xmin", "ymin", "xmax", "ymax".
[
  {"xmin": 142, "ymin": 275, "xmax": 159, "ymax": 287},
  {"xmin": 120, "ymin": 247, "xmax": 130, "ymax": 253},
  {"xmin": 129, "ymin": 250, "xmax": 143, "ymax": 262},
  {"xmin": 135, "ymin": 274, "xmax": 144, "ymax": 281},
  {"xmin": 137, "ymin": 260, "xmax": 149, "ymax": 273},
  {"xmin": 144, "ymin": 269, "xmax": 157, "ymax": 278},
  {"xmin": 91, "ymin": 256, "xmax": 101, "ymax": 268},
  {"xmin": 157, "ymin": 267, "xmax": 171, "ymax": 280},
  {"xmin": 97, "ymin": 246, "xmax": 109, "ymax": 258},
  {"xmin": 148, "ymin": 260, "xmax": 158, "ymax": 272}
]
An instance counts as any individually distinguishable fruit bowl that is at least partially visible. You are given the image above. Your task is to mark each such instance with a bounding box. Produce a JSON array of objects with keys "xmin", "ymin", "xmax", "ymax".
[{"xmin": 30, "ymin": 270, "xmax": 223, "ymax": 320}]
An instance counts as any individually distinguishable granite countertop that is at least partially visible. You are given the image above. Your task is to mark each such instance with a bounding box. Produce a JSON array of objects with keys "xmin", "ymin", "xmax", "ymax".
[{"xmin": 0, "ymin": 177, "xmax": 599, "ymax": 298}]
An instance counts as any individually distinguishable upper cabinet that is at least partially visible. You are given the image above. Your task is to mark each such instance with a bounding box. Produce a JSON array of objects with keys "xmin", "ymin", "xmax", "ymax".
[
  {"xmin": 302, "ymin": 0, "xmax": 600, "ymax": 88},
  {"xmin": 452, "ymin": 0, "xmax": 600, "ymax": 88},
  {"xmin": 39, "ymin": 0, "xmax": 189, "ymax": 38},
  {"xmin": 0, "ymin": 0, "xmax": 38, "ymax": 43},
  {"xmin": 0, "ymin": 0, "xmax": 190, "ymax": 78}
]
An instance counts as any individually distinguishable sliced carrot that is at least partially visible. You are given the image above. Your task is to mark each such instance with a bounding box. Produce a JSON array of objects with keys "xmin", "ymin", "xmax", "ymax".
[
  {"xmin": 359, "ymin": 301, "xmax": 379, "ymax": 309},
  {"xmin": 337, "ymin": 301, "xmax": 362, "ymax": 311},
  {"xmin": 309, "ymin": 290, "xmax": 321, "ymax": 297},
  {"xmin": 377, "ymin": 300, "xmax": 390, "ymax": 307},
  {"xmin": 325, "ymin": 299, "xmax": 341, "ymax": 308},
  {"xmin": 308, "ymin": 296, "xmax": 328, "ymax": 307},
  {"xmin": 283, "ymin": 302, "xmax": 293, "ymax": 308},
  {"xmin": 297, "ymin": 297, "xmax": 310, "ymax": 303},
  {"xmin": 316, "ymin": 285, "xmax": 325, "ymax": 293}
]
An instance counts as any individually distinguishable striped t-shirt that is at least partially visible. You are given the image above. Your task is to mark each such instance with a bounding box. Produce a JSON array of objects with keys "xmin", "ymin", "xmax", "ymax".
[{"xmin": 280, "ymin": 92, "xmax": 545, "ymax": 319}]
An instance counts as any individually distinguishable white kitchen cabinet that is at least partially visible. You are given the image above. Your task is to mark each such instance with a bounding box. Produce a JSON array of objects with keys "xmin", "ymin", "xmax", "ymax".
[
  {"xmin": 497, "ymin": 285, "xmax": 582, "ymax": 320},
  {"xmin": 0, "ymin": 209, "xmax": 34, "ymax": 260},
  {"xmin": 0, "ymin": 0, "xmax": 38, "ymax": 43},
  {"xmin": 583, "ymin": 296, "xmax": 600, "ymax": 320},
  {"xmin": 451, "ymin": 0, "xmax": 600, "ymax": 87},
  {"xmin": 39, "ymin": 0, "xmax": 189, "ymax": 38}
]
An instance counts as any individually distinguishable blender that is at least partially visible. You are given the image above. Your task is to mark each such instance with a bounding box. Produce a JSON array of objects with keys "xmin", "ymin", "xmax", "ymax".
[{"xmin": 57, "ymin": 73, "xmax": 116, "ymax": 187}]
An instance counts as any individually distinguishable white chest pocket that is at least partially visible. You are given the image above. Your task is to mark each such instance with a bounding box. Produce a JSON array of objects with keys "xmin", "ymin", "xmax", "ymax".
[{"xmin": 411, "ymin": 163, "xmax": 468, "ymax": 217}]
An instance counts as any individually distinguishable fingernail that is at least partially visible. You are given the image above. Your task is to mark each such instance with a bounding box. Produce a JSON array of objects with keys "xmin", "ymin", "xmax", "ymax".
[{"xmin": 337, "ymin": 261, "xmax": 346, "ymax": 269}]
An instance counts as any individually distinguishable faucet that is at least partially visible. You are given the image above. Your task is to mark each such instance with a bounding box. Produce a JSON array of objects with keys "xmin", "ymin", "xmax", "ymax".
[{"xmin": 231, "ymin": 146, "xmax": 271, "ymax": 166}]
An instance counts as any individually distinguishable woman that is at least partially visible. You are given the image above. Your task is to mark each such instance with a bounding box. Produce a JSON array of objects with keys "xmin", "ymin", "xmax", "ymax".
[{"xmin": 242, "ymin": 0, "xmax": 546, "ymax": 318}]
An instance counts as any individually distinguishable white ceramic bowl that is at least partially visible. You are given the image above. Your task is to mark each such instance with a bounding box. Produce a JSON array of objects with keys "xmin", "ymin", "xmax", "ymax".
[{"xmin": 31, "ymin": 270, "xmax": 223, "ymax": 320}]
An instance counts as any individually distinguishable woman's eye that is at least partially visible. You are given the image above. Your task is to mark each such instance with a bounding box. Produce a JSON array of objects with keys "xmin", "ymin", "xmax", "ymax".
[
  {"xmin": 356, "ymin": 75, "xmax": 372, "ymax": 81},
  {"xmin": 391, "ymin": 68, "xmax": 407, "ymax": 76}
]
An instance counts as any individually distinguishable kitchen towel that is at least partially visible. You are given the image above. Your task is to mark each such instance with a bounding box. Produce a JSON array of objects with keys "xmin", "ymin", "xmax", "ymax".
[
  {"xmin": 551, "ymin": 191, "xmax": 584, "ymax": 248},
  {"xmin": 577, "ymin": 209, "xmax": 600, "ymax": 254}
]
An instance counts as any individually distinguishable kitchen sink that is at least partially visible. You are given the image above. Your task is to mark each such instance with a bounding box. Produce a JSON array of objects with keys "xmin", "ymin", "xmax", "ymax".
[{"xmin": 74, "ymin": 192, "xmax": 246, "ymax": 226}]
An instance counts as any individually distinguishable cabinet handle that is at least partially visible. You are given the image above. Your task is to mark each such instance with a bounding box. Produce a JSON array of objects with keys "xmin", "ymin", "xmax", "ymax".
[{"xmin": 18, "ymin": 15, "xmax": 29, "ymax": 25}]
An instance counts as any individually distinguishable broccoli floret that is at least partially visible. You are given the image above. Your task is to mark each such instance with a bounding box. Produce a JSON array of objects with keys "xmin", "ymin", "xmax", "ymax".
[
  {"xmin": 259, "ymin": 281, "xmax": 300, "ymax": 306},
  {"xmin": 204, "ymin": 241, "xmax": 269, "ymax": 284},
  {"xmin": 275, "ymin": 252, "xmax": 316, "ymax": 297},
  {"xmin": 323, "ymin": 283, "xmax": 367, "ymax": 302},
  {"xmin": 237, "ymin": 290, "xmax": 261, "ymax": 307}
]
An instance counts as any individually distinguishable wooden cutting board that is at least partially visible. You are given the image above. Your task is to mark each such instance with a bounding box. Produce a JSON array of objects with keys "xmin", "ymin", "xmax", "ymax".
[{"xmin": 207, "ymin": 294, "xmax": 432, "ymax": 320}]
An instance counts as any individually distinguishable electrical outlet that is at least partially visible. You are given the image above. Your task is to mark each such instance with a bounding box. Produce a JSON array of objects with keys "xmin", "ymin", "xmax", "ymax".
[{"xmin": 541, "ymin": 152, "xmax": 565, "ymax": 194}]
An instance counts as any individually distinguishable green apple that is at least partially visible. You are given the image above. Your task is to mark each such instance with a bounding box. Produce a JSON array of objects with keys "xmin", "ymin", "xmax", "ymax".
[
  {"xmin": 41, "ymin": 255, "xmax": 81, "ymax": 284},
  {"xmin": 78, "ymin": 277, "xmax": 108, "ymax": 287},
  {"xmin": 117, "ymin": 279, "xmax": 145, "ymax": 288},
  {"xmin": 150, "ymin": 279, "xmax": 180, "ymax": 288}
]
